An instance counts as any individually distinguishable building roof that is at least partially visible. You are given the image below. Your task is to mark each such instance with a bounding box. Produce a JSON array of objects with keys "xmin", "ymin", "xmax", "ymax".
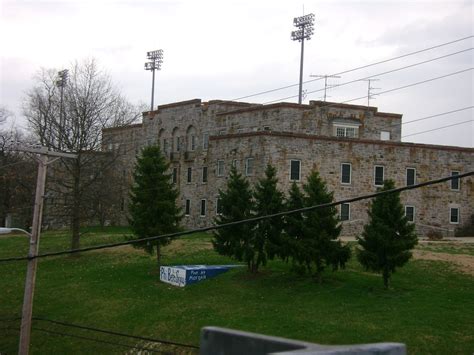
[{"xmin": 211, "ymin": 131, "xmax": 474, "ymax": 153}]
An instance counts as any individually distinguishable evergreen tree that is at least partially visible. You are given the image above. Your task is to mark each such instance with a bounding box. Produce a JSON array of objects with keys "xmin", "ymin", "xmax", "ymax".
[
  {"xmin": 284, "ymin": 182, "xmax": 306, "ymax": 267},
  {"xmin": 213, "ymin": 166, "xmax": 255, "ymax": 271},
  {"xmin": 357, "ymin": 179, "xmax": 417, "ymax": 289},
  {"xmin": 253, "ymin": 164, "xmax": 285, "ymax": 271},
  {"xmin": 128, "ymin": 145, "xmax": 182, "ymax": 269},
  {"xmin": 300, "ymin": 171, "xmax": 350, "ymax": 283}
]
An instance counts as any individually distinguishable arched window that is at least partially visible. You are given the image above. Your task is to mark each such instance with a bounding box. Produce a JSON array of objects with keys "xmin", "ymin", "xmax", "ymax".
[
  {"xmin": 172, "ymin": 127, "xmax": 181, "ymax": 152},
  {"xmin": 158, "ymin": 128, "xmax": 168, "ymax": 152},
  {"xmin": 186, "ymin": 125, "xmax": 197, "ymax": 151}
]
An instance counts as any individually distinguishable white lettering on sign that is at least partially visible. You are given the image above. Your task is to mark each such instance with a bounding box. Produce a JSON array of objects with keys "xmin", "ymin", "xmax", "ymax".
[{"xmin": 160, "ymin": 266, "xmax": 186, "ymax": 287}]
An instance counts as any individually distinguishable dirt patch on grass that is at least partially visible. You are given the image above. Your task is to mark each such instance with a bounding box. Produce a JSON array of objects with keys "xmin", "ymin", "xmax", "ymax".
[
  {"xmin": 163, "ymin": 239, "xmax": 213, "ymax": 255},
  {"xmin": 413, "ymin": 250, "xmax": 474, "ymax": 276}
]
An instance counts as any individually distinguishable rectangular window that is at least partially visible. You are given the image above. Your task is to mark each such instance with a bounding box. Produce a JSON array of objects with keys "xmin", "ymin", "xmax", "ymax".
[
  {"xmin": 202, "ymin": 166, "xmax": 208, "ymax": 183},
  {"xmin": 203, "ymin": 133, "xmax": 209, "ymax": 150},
  {"xmin": 216, "ymin": 198, "xmax": 223, "ymax": 215},
  {"xmin": 163, "ymin": 139, "xmax": 168, "ymax": 153},
  {"xmin": 451, "ymin": 171, "xmax": 460, "ymax": 190},
  {"xmin": 374, "ymin": 166, "xmax": 384, "ymax": 186},
  {"xmin": 336, "ymin": 127, "xmax": 345, "ymax": 137},
  {"xmin": 405, "ymin": 206, "xmax": 415, "ymax": 222},
  {"xmin": 340, "ymin": 203, "xmax": 350, "ymax": 221},
  {"xmin": 176, "ymin": 137, "xmax": 181, "ymax": 152},
  {"xmin": 200, "ymin": 199, "xmax": 207, "ymax": 217},
  {"xmin": 381, "ymin": 131, "xmax": 391, "ymax": 140},
  {"xmin": 120, "ymin": 197, "xmax": 125, "ymax": 212},
  {"xmin": 191, "ymin": 135, "xmax": 196, "ymax": 151},
  {"xmin": 450, "ymin": 207, "xmax": 459, "ymax": 224},
  {"xmin": 406, "ymin": 168, "xmax": 416, "ymax": 186},
  {"xmin": 341, "ymin": 163, "xmax": 351, "ymax": 184},
  {"xmin": 187, "ymin": 167, "xmax": 192, "ymax": 183},
  {"xmin": 172, "ymin": 167, "xmax": 178, "ymax": 184},
  {"xmin": 335, "ymin": 126, "xmax": 358, "ymax": 138},
  {"xmin": 245, "ymin": 158, "xmax": 254, "ymax": 176},
  {"xmin": 290, "ymin": 160, "xmax": 301, "ymax": 181},
  {"xmin": 185, "ymin": 199, "xmax": 191, "ymax": 216},
  {"xmin": 217, "ymin": 160, "xmax": 225, "ymax": 177}
]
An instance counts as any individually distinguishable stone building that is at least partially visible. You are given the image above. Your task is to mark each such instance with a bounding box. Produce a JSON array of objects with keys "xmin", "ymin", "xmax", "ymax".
[{"xmin": 102, "ymin": 99, "xmax": 473, "ymax": 237}]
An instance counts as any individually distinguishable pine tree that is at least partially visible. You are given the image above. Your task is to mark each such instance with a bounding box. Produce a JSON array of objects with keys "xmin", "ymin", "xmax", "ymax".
[
  {"xmin": 284, "ymin": 182, "xmax": 306, "ymax": 268},
  {"xmin": 253, "ymin": 164, "xmax": 285, "ymax": 271},
  {"xmin": 213, "ymin": 166, "xmax": 255, "ymax": 271},
  {"xmin": 357, "ymin": 179, "xmax": 417, "ymax": 289},
  {"xmin": 128, "ymin": 145, "xmax": 182, "ymax": 269},
  {"xmin": 301, "ymin": 171, "xmax": 350, "ymax": 283}
]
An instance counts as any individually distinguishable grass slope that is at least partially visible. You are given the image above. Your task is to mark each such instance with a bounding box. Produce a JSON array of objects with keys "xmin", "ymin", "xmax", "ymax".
[{"xmin": 0, "ymin": 228, "xmax": 473, "ymax": 354}]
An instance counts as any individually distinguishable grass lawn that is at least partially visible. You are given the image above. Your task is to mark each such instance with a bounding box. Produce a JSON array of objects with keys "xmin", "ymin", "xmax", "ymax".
[{"xmin": 1, "ymin": 228, "xmax": 473, "ymax": 354}]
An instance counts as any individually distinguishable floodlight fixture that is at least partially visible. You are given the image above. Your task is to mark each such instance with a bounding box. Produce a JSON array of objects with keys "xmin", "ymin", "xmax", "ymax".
[
  {"xmin": 291, "ymin": 13, "xmax": 315, "ymax": 104},
  {"xmin": 56, "ymin": 69, "xmax": 69, "ymax": 87},
  {"xmin": 144, "ymin": 49, "xmax": 164, "ymax": 111}
]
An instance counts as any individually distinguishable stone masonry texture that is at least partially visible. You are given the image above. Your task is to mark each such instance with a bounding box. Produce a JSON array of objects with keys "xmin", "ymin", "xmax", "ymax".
[{"xmin": 101, "ymin": 99, "xmax": 473, "ymax": 237}]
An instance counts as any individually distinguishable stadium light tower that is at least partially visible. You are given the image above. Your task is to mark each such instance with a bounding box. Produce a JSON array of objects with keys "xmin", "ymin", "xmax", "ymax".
[
  {"xmin": 291, "ymin": 13, "xmax": 315, "ymax": 104},
  {"xmin": 56, "ymin": 69, "xmax": 68, "ymax": 149},
  {"xmin": 144, "ymin": 49, "xmax": 164, "ymax": 111}
]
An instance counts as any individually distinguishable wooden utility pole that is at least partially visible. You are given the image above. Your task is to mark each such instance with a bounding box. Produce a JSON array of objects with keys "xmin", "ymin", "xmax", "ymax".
[{"xmin": 13, "ymin": 144, "xmax": 76, "ymax": 355}]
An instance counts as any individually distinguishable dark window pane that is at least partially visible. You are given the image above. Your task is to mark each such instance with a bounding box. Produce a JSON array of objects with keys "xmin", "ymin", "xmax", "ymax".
[
  {"xmin": 290, "ymin": 160, "xmax": 300, "ymax": 181},
  {"xmin": 200, "ymin": 200, "xmax": 206, "ymax": 216},
  {"xmin": 185, "ymin": 200, "xmax": 190, "ymax": 215},
  {"xmin": 406, "ymin": 168, "xmax": 415, "ymax": 186},
  {"xmin": 202, "ymin": 167, "xmax": 208, "ymax": 183},
  {"xmin": 405, "ymin": 206, "xmax": 414, "ymax": 222},
  {"xmin": 375, "ymin": 166, "xmax": 384, "ymax": 186},
  {"xmin": 341, "ymin": 164, "xmax": 351, "ymax": 184},
  {"xmin": 451, "ymin": 171, "xmax": 460, "ymax": 190},
  {"xmin": 340, "ymin": 203, "xmax": 350, "ymax": 221},
  {"xmin": 450, "ymin": 208, "xmax": 459, "ymax": 223}
]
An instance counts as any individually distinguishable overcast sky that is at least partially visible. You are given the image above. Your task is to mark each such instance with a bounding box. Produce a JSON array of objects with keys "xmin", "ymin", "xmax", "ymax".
[{"xmin": 1, "ymin": 0, "xmax": 473, "ymax": 147}]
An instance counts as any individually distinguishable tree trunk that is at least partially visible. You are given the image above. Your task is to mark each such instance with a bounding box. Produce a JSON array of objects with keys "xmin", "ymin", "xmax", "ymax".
[
  {"xmin": 383, "ymin": 268, "xmax": 390, "ymax": 289},
  {"xmin": 71, "ymin": 161, "xmax": 81, "ymax": 251},
  {"xmin": 156, "ymin": 244, "xmax": 161, "ymax": 270}
]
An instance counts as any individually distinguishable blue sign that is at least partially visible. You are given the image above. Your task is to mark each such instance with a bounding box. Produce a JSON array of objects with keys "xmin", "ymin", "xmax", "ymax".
[{"xmin": 160, "ymin": 265, "xmax": 241, "ymax": 287}]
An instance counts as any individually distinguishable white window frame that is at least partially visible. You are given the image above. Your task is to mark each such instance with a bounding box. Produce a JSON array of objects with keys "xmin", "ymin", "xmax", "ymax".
[
  {"xmin": 341, "ymin": 163, "xmax": 352, "ymax": 185},
  {"xmin": 340, "ymin": 203, "xmax": 350, "ymax": 221},
  {"xmin": 185, "ymin": 199, "xmax": 191, "ymax": 216},
  {"xmin": 200, "ymin": 199, "xmax": 207, "ymax": 217},
  {"xmin": 405, "ymin": 205, "xmax": 415, "ymax": 222},
  {"xmin": 187, "ymin": 167, "xmax": 192, "ymax": 184},
  {"xmin": 172, "ymin": 167, "xmax": 178, "ymax": 184},
  {"xmin": 217, "ymin": 160, "xmax": 225, "ymax": 177},
  {"xmin": 449, "ymin": 207, "xmax": 460, "ymax": 224},
  {"xmin": 406, "ymin": 168, "xmax": 416, "ymax": 187},
  {"xmin": 374, "ymin": 165, "xmax": 384, "ymax": 186},
  {"xmin": 289, "ymin": 159, "xmax": 301, "ymax": 182},
  {"xmin": 334, "ymin": 124, "xmax": 359, "ymax": 138},
  {"xmin": 216, "ymin": 198, "xmax": 223, "ymax": 215},
  {"xmin": 450, "ymin": 171, "xmax": 460, "ymax": 191},
  {"xmin": 202, "ymin": 166, "xmax": 208, "ymax": 183},
  {"xmin": 245, "ymin": 158, "xmax": 254, "ymax": 176},
  {"xmin": 202, "ymin": 132, "xmax": 209, "ymax": 150}
]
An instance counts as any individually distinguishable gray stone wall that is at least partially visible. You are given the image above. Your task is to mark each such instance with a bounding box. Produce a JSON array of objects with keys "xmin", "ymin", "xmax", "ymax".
[{"xmin": 100, "ymin": 98, "xmax": 473, "ymax": 236}]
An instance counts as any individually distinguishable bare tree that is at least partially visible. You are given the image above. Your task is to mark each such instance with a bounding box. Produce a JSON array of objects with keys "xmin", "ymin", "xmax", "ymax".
[
  {"xmin": 0, "ymin": 107, "xmax": 36, "ymax": 228},
  {"xmin": 23, "ymin": 59, "xmax": 141, "ymax": 249}
]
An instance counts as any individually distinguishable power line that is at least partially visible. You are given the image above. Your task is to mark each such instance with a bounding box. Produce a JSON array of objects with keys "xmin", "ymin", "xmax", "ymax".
[
  {"xmin": 32, "ymin": 317, "xmax": 199, "ymax": 350},
  {"xmin": 0, "ymin": 171, "xmax": 471, "ymax": 263},
  {"xmin": 402, "ymin": 120, "xmax": 473, "ymax": 138},
  {"xmin": 264, "ymin": 67, "xmax": 473, "ymax": 104},
  {"xmin": 395, "ymin": 106, "xmax": 473, "ymax": 127},
  {"xmin": 231, "ymin": 35, "xmax": 473, "ymax": 101},
  {"xmin": 31, "ymin": 327, "xmax": 168, "ymax": 354}
]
